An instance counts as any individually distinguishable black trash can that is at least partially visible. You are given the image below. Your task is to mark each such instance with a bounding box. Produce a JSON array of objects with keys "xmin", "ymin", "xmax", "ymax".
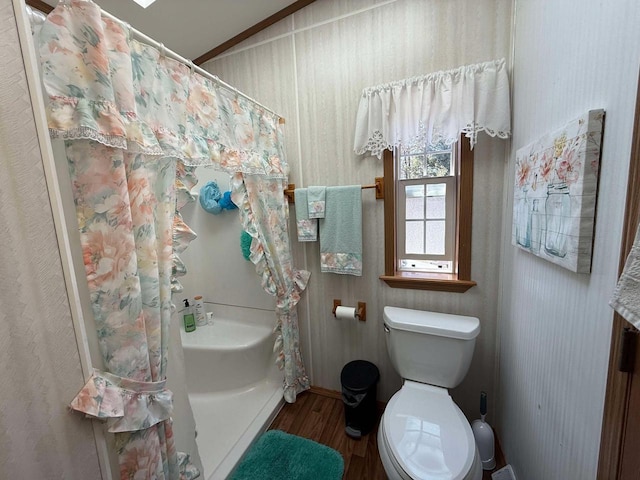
[{"xmin": 340, "ymin": 360, "xmax": 380, "ymax": 438}]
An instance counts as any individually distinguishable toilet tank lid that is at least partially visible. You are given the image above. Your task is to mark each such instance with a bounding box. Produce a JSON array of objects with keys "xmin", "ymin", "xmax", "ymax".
[{"xmin": 383, "ymin": 306, "xmax": 480, "ymax": 339}]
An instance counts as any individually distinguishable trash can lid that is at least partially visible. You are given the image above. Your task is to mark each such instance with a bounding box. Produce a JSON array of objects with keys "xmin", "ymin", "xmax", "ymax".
[{"xmin": 341, "ymin": 360, "xmax": 380, "ymax": 392}]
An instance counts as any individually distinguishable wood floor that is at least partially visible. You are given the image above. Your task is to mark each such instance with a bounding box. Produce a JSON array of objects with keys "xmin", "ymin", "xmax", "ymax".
[{"xmin": 268, "ymin": 389, "xmax": 505, "ymax": 480}]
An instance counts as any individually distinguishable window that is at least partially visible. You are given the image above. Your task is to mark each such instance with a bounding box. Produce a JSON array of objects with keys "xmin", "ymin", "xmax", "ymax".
[
  {"xmin": 380, "ymin": 136, "xmax": 476, "ymax": 292},
  {"xmin": 397, "ymin": 141, "xmax": 456, "ymax": 274}
]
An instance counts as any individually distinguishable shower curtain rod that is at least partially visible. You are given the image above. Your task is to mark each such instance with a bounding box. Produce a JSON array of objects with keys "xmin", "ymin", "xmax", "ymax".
[{"xmin": 30, "ymin": 1, "xmax": 285, "ymax": 123}]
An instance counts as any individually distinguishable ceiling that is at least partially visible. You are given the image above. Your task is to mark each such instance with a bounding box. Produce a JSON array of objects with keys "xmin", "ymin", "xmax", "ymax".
[{"xmin": 42, "ymin": 0, "xmax": 298, "ymax": 61}]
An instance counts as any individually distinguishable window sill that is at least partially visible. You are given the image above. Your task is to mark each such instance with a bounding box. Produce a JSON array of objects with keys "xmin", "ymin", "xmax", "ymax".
[{"xmin": 379, "ymin": 272, "xmax": 476, "ymax": 293}]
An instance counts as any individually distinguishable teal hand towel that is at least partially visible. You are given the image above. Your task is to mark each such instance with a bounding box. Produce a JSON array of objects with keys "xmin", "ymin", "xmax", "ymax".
[
  {"xmin": 294, "ymin": 188, "xmax": 317, "ymax": 242},
  {"xmin": 308, "ymin": 186, "xmax": 326, "ymax": 219},
  {"xmin": 320, "ymin": 185, "xmax": 362, "ymax": 276}
]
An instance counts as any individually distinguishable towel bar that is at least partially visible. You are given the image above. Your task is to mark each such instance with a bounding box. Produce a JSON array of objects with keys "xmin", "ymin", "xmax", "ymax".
[{"xmin": 285, "ymin": 178, "xmax": 384, "ymax": 203}]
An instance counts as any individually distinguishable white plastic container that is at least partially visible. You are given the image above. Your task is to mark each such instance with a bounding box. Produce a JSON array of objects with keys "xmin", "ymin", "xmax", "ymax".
[{"xmin": 193, "ymin": 295, "xmax": 207, "ymax": 326}]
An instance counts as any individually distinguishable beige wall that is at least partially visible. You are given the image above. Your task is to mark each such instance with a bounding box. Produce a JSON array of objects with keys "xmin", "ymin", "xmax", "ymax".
[
  {"xmin": 204, "ymin": 0, "xmax": 512, "ymax": 418},
  {"xmin": 0, "ymin": 0, "xmax": 103, "ymax": 478},
  {"xmin": 497, "ymin": 1, "xmax": 640, "ymax": 478}
]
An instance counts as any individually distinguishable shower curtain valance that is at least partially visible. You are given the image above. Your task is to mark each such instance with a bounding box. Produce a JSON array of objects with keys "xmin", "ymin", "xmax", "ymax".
[
  {"xmin": 39, "ymin": 0, "xmax": 287, "ymax": 178},
  {"xmin": 353, "ymin": 58, "xmax": 511, "ymax": 158}
]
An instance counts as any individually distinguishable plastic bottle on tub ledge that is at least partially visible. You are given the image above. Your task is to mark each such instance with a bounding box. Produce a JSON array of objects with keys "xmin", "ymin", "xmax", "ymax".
[
  {"xmin": 183, "ymin": 299, "xmax": 196, "ymax": 333},
  {"xmin": 193, "ymin": 295, "xmax": 207, "ymax": 327}
]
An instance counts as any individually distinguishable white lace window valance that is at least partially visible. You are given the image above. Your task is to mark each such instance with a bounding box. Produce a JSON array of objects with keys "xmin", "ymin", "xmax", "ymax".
[{"xmin": 353, "ymin": 58, "xmax": 511, "ymax": 158}]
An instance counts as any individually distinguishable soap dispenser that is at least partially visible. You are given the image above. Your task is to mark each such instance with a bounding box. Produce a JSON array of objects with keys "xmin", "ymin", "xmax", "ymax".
[{"xmin": 183, "ymin": 299, "xmax": 196, "ymax": 332}]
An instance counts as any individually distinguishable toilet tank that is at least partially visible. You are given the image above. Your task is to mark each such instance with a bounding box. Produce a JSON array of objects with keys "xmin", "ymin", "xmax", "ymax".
[{"xmin": 383, "ymin": 306, "xmax": 480, "ymax": 389}]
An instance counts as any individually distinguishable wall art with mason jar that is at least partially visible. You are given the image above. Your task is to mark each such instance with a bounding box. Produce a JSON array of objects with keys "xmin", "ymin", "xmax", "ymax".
[{"xmin": 512, "ymin": 109, "xmax": 604, "ymax": 273}]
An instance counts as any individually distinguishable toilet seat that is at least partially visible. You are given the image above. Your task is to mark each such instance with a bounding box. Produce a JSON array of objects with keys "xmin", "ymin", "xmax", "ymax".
[{"xmin": 381, "ymin": 381, "xmax": 477, "ymax": 480}]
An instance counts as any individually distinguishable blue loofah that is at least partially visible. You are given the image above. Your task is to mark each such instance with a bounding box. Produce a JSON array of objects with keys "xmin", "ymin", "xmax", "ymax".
[
  {"xmin": 219, "ymin": 191, "xmax": 238, "ymax": 210},
  {"xmin": 200, "ymin": 181, "xmax": 223, "ymax": 214},
  {"xmin": 240, "ymin": 230, "xmax": 252, "ymax": 261}
]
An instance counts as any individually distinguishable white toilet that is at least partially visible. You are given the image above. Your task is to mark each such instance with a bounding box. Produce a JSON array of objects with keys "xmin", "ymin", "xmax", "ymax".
[{"xmin": 378, "ymin": 306, "xmax": 483, "ymax": 480}]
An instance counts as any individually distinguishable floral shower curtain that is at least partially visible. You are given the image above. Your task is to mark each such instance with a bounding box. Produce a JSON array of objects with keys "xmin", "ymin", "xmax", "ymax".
[
  {"xmin": 232, "ymin": 174, "xmax": 311, "ymax": 402},
  {"xmin": 38, "ymin": 0, "xmax": 309, "ymax": 478}
]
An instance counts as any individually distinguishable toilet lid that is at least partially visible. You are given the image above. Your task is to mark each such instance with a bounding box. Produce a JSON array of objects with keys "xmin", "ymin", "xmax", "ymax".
[{"xmin": 383, "ymin": 381, "xmax": 475, "ymax": 480}]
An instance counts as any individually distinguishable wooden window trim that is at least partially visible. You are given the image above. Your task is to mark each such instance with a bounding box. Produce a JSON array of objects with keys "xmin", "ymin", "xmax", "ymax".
[{"xmin": 380, "ymin": 137, "xmax": 476, "ymax": 292}]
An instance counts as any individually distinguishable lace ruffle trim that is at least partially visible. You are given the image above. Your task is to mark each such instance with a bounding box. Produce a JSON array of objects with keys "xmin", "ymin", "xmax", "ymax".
[
  {"xmin": 47, "ymin": 97, "xmax": 288, "ymax": 174},
  {"xmin": 50, "ymin": 127, "xmax": 127, "ymax": 150},
  {"xmin": 355, "ymin": 125, "xmax": 511, "ymax": 158},
  {"xmin": 461, "ymin": 125, "xmax": 511, "ymax": 142},
  {"xmin": 51, "ymin": 126, "xmax": 289, "ymax": 177},
  {"xmin": 49, "ymin": 127, "xmax": 168, "ymax": 157}
]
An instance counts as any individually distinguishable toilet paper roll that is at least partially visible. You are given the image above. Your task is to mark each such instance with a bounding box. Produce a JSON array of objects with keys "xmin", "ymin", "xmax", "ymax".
[{"xmin": 335, "ymin": 306, "xmax": 357, "ymax": 320}]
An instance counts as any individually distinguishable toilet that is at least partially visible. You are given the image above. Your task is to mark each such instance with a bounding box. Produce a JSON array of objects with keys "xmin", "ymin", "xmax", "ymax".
[{"xmin": 378, "ymin": 306, "xmax": 483, "ymax": 480}]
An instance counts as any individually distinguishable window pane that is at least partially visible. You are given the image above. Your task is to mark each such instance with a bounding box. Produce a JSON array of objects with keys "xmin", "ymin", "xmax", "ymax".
[
  {"xmin": 406, "ymin": 184, "xmax": 425, "ymax": 197},
  {"xmin": 399, "ymin": 155, "xmax": 425, "ymax": 180},
  {"xmin": 426, "ymin": 183, "xmax": 446, "ymax": 196},
  {"xmin": 406, "ymin": 197, "xmax": 424, "ymax": 220},
  {"xmin": 426, "ymin": 196, "xmax": 445, "ymax": 219},
  {"xmin": 405, "ymin": 184, "xmax": 424, "ymax": 220},
  {"xmin": 400, "ymin": 153, "xmax": 452, "ymax": 179},
  {"xmin": 426, "ymin": 183, "xmax": 446, "ymax": 219},
  {"xmin": 425, "ymin": 220, "xmax": 445, "ymax": 255},
  {"xmin": 405, "ymin": 221, "xmax": 424, "ymax": 254},
  {"xmin": 425, "ymin": 152, "xmax": 451, "ymax": 177}
]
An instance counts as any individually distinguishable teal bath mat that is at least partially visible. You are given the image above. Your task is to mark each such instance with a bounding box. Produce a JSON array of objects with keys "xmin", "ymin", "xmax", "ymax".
[{"xmin": 231, "ymin": 430, "xmax": 344, "ymax": 480}]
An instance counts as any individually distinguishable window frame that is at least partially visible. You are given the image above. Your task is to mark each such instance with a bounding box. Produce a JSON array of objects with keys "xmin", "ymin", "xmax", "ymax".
[{"xmin": 380, "ymin": 135, "xmax": 476, "ymax": 292}]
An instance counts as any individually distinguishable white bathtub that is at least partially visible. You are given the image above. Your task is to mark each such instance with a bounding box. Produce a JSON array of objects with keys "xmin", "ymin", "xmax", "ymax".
[{"xmin": 181, "ymin": 304, "xmax": 284, "ymax": 480}]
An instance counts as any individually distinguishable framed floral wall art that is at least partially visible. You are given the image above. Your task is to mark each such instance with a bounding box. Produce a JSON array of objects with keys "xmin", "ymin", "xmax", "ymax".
[{"xmin": 512, "ymin": 109, "xmax": 604, "ymax": 273}]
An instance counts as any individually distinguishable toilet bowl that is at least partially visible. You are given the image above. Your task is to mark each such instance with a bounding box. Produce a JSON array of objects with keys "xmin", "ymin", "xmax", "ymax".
[
  {"xmin": 379, "ymin": 307, "xmax": 482, "ymax": 480},
  {"xmin": 378, "ymin": 382, "xmax": 482, "ymax": 480}
]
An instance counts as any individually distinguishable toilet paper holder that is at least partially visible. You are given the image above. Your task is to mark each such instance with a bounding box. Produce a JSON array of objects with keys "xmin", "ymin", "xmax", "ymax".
[{"xmin": 333, "ymin": 299, "xmax": 366, "ymax": 322}]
